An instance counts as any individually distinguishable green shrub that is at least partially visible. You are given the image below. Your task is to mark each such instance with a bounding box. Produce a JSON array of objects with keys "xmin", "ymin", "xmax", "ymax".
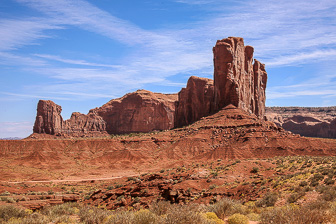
[{"xmin": 227, "ymin": 213, "xmax": 249, "ymax": 224}]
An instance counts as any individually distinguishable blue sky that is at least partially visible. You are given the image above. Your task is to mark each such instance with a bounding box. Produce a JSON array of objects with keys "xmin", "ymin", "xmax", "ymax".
[{"xmin": 1, "ymin": 0, "xmax": 336, "ymax": 138}]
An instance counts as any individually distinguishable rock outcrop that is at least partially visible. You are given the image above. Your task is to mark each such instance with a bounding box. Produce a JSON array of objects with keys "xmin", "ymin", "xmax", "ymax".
[
  {"xmin": 33, "ymin": 90, "xmax": 177, "ymax": 137},
  {"xmin": 174, "ymin": 76, "xmax": 214, "ymax": 127},
  {"xmin": 213, "ymin": 37, "xmax": 267, "ymax": 117},
  {"xmin": 33, "ymin": 37, "xmax": 268, "ymax": 137},
  {"xmin": 92, "ymin": 90, "xmax": 177, "ymax": 134},
  {"xmin": 33, "ymin": 100, "xmax": 63, "ymax": 135},
  {"xmin": 33, "ymin": 100, "xmax": 108, "ymax": 138},
  {"xmin": 266, "ymin": 107, "xmax": 336, "ymax": 138},
  {"xmin": 174, "ymin": 37, "xmax": 267, "ymax": 127}
]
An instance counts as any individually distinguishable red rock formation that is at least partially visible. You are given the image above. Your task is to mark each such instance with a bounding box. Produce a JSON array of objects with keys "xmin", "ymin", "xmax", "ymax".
[
  {"xmin": 266, "ymin": 107, "xmax": 336, "ymax": 138},
  {"xmin": 174, "ymin": 76, "xmax": 214, "ymax": 127},
  {"xmin": 33, "ymin": 37, "xmax": 268, "ymax": 137},
  {"xmin": 213, "ymin": 37, "xmax": 267, "ymax": 118},
  {"xmin": 62, "ymin": 111, "xmax": 107, "ymax": 137},
  {"xmin": 33, "ymin": 100, "xmax": 63, "ymax": 135},
  {"xmin": 33, "ymin": 90, "xmax": 177, "ymax": 137},
  {"xmin": 174, "ymin": 37, "xmax": 267, "ymax": 127},
  {"xmin": 33, "ymin": 100, "xmax": 108, "ymax": 137},
  {"xmin": 92, "ymin": 90, "xmax": 178, "ymax": 134}
]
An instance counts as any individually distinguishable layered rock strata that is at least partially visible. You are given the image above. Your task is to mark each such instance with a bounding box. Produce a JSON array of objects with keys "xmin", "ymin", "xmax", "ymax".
[
  {"xmin": 174, "ymin": 76, "xmax": 214, "ymax": 127},
  {"xmin": 91, "ymin": 90, "xmax": 177, "ymax": 134},
  {"xmin": 33, "ymin": 90, "xmax": 177, "ymax": 137},
  {"xmin": 33, "ymin": 100, "xmax": 108, "ymax": 138},
  {"xmin": 33, "ymin": 37, "xmax": 268, "ymax": 137},
  {"xmin": 266, "ymin": 107, "xmax": 336, "ymax": 138},
  {"xmin": 174, "ymin": 37, "xmax": 267, "ymax": 127}
]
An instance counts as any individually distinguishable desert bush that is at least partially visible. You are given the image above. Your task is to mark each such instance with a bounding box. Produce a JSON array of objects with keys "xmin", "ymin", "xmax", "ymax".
[
  {"xmin": 13, "ymin": 212, "xmax": 49, "ymax": 224},
  {"xmin": 164, "ymin": 203, "xmax": 209, "ymax": 224},
  {"xmin": 260, "ymin": 202, "xmax": 333, "ymax": 224},
  {"xmin": 79, "ymin": 206, "xmax": 112, "ymax": 224},
  {"xmin": 287, "ymin": 191, "xmax": 305, "ymax": 204},
  {"xmin": 132, "ymin": 209, "xmax": 158, "ymax": 224},
  {"xmin": 246, "ymin": 212, "xmax": 260, "ymax": 221},
  {"xmin": 0, "ymin": 196, "xmax": 16, "ymax": 203},
  {"xmin": 0, "ymin": 205, "xmax": 27, "ymax": 222},
  {"xmin": 227, "ymin": 213, "xmax": 248, "ymax": 224},
  {"xmin": 256, "ymin": 192, "xmax": 278, "ymax": 207},
  {"xmin": 318, "ymin": 186, "xmax": 336, "ymax": 201},
  {"xmin": 250, "ymin": 167, "xmax": 259, "ymax": 173},
  {"xmin": 150, "ymin": 200, "xmax": 173, "ymax": 216},
  {"xmin": 299, "ymin": 180, "xmax": 308, "ymax": 187},
  {"xmin": 260, "ymin": 206, "xmax": 291, "ymax": 224},
  {"xmin": 41, "ymin": 203, "xmax": 81, "ymax": 223},
  {"xmin": 203, "ymin": 212, "xmax": 224, "ymax": 224},
  {"xmin": 324, "ymin": 177, "xmax": 335, "ymax": 185},
  {"xmin": 106, "ymin": 211, "xmax": 133, "ymax": 224},
  {"xmin": 208, "ymin": 198, "xmax": 243, "ymax": 219}
]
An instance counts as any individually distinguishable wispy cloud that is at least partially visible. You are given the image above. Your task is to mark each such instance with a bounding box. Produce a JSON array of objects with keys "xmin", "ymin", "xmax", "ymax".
[
  {"xmin": 0, "ymin": 18, "xmax": 62, "ymax": 51},
  {"xmin": 33, "ymin": 54, "xmax": 122, "ymax": 68},
  {"xmin": 266, "ymin": 50, "xmax": 336, "ymax": 67},
  {"xmin": 2, "ymin": 0, "xmax": 336, "ymax": 103},
  {"xmin": 0, "ymin": 121, "xmax": 33, "ymax": 138}
]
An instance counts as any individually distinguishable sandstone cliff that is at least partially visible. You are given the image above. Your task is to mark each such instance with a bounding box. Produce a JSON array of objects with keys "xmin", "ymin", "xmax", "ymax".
[
  {"xmin": 33, "ymin": 100, "xmax": 108, "ymax": 138},
  {"xmin": 213, "ymin": 37, "xmax": 267, "ymax": 117},
  {"xmin": 33, "ymin": 100, "xmax": 63, "ymax": 135},
  {"xmin": 266, "ymin": 107, "xmax": 336, "ymax": 139},
  {"xmin": 33, "ymin": 90, "xmax": 177, "ymax": 137},
  {"xmin": 174, "ymin": 37, "xmax": 267, "ymax": 127},
  {"xmin": 33, "ymin": 37, "xmax": 268, "ymax": 137},
  {"xmin": 174, "ymin": 76, "xmax": 214, "ymax": 127},
  {"xmin": 92, "ymin": 90, "xmax": 177, "ymax": 134}
]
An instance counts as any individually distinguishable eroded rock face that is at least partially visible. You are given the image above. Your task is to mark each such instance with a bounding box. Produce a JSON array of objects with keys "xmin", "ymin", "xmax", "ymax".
[
  {"xmin": 266, "ymin": 107, "xmax": 336, "ymax": 138},
  {"xmin": 213, "ymin": 37, "xmax": 267, "ymax": 118},
  {"xmin": 33, "ymin": 100, "xmax": 63, "ymax": 135},
  {"xmin": 174, "ymin": 37, "xmax": 267, "ymax": 127},
  {"xmin": 33, "ymin": 90, "xmax": 177, "ymax": 137},
  {"xmin": 92, "ymin": 90, "xmax": 178, "ymax": 134},
  {"xmin": 174, "ymin": 76, "xmax": 214, "ymax": 127},
  {"xmin": 33, "ymin": 100, "xmax": 108, "ymax": 137},
  {"xmin": 33, "ymin": 37, "xmax": 268, "ymax": 137}
]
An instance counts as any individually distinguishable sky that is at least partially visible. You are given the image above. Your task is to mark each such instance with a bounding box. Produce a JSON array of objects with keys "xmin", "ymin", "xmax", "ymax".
[{"xmin": 0, "ymin": 0, "xmax": 336, "ymax": 138}]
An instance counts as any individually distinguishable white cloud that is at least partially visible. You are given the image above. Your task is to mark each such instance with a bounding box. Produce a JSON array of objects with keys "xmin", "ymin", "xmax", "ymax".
[
  {"xmin": 265, "ymin": 50, "xmax": 336, "ymax": 67},
  {"xmin": 0, "ymin": 18, "xmax": 61, "ymax": 51},
  {"xmin": 33, "ymin": 54, "xmax": 122, "ymax": 68},
  {"xmin": 1, "ymin": 0, "xmax": 335, "ymax": 103},
  {"xmin": 0, "ymin": 121, "xmax": 33, "ymax": 138}
]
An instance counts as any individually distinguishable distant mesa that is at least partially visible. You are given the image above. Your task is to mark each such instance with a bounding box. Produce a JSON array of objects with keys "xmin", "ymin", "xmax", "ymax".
[
  {"xmin": 266, "ymin": 107, "xmax": 336, "ymax": 139},
  {"xmin": 32, "ymin": 37, "xmax": 266, "ymax": 138}
]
